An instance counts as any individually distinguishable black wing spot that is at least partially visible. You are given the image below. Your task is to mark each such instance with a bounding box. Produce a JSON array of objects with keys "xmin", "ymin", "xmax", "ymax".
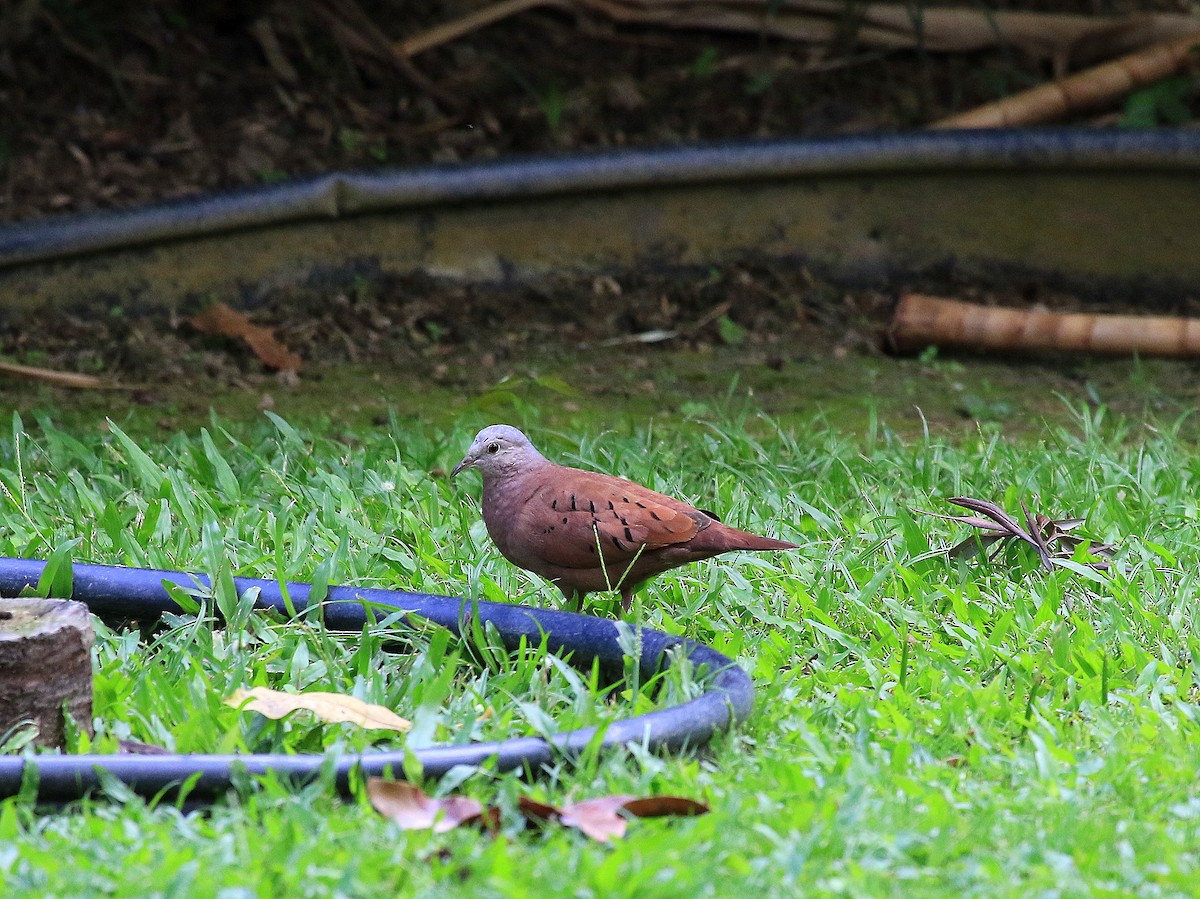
[
  {"xmin": 562, "ymin": 516, "xmax": 569, "ymax": 525},
  {"xmin": 607, "ymin": 500, "xmax": 614, "ymax": 510},
  {"xmin": 699, "ymin": 508, "xmax": 722, "ymax": 522},
  {"xmin": 611, "ymin": 536, "xmax": 623, "ymax": 550},
  {"xmin": 570, "ymin": 494, "xmax": 577, "ymax": 511},
  {"xmin": 622, "ymin": 496, "xmax": 630, "ymax": 503},
  {"xmin": 649, "ymin": 511, "xmax": 661, "ymax": 521},
  {"xmin": 589, "ymin": 500, "xmax": 596, "ymax": 513},
  {"xmin": 619, "ymin": 516, "xmax": 629, "ymax": 526},
  {"xmin": 636, "ymin": 501, "xmax": 646, "ymax": 508},
  {"xmin": 551, "ymin": 499, "xmax": 558, "ymax": 510},
  {"xmin": 624, "ymin": 527, "xmax": 634, "ymax": 542}
]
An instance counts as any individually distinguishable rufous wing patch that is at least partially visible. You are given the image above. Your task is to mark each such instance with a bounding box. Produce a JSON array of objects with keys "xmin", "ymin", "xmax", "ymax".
[{"xmin": 522, "ymin": 471, "xmax": 702, "ymax": 570}]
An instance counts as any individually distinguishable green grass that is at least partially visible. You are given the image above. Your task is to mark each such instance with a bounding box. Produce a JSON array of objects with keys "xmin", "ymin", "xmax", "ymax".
[{"xmin": 3, "ymin": 401, "xmax": 1200, "ymax": 897}]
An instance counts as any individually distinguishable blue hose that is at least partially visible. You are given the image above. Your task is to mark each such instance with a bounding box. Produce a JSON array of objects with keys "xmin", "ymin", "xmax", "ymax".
[
  {"xmin": 0, "ymin": 559, "xmax": 753, "ymax": 803},
  {"xmin": 3, "ymin": 129, "xmax": 1199, "ymax": 270}
]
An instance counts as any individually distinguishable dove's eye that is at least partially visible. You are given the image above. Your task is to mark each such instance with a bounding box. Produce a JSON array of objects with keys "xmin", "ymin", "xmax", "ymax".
[{"xmin": 487, "ymin": 443, "xmax": 500, "ymax": 454}]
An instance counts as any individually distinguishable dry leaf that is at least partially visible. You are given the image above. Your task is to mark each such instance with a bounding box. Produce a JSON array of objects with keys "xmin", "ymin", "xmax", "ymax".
[
  {"xmin": 368, "ymin": 785, "xmax": 709, "ymax": 840},
  {"xmin": 619, "ymin": 795, "xmax": 710, "ymax": 819},
  {"xmin": 186, "ymin": 301, "xmax": 301, "ymax": 371},
  {"xmin": 225, "ymin": 686, "xmax": 411, "ymax": 732},
  {"xmin": 560, "ymin": 795, "xmax": 636, "ymax": 842},
  {"xmin": 924, "ymin": 496, "xmax": 1116, "ymax": 570},
  {"xmin": 516, "ymin": 796, "xmax": 560, "ymax": 821},
  {"xmin": 367, "ymin": 779, "xmax": 492, "ymax": 833},
  {"xmin": 520, "ymin": 794, "xmax": 711, "ymax": 843}
]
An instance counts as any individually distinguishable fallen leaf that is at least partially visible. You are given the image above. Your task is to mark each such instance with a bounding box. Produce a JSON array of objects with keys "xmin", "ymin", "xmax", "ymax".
[
  {"xmin": 367, "ymin": 779, "xmax": 492, "ymax": 833},
  {"xmin": 619, "ymin": 795, "xmax": 710, "ymax": 819},
  {"xmin": 226, "ymin": 686, "xmax": 411, "ymax": 732},
  {"xmin": 186, "ymin": 301, "xmax": 301, "ymax": 371},
  {"xmin": 517, "ymin": 796, "xmax": 560, "ymax": 821},
  {"xmin": 559, "ymin": 796, "xmax": 635, "ymax": 842},
  {"xmin": 370, "ymin": 786, "xmax": 709, "ymax": 840},
  {"xmin": 550, "ymin": 795, "xmax": 710, "ymax": 843}
]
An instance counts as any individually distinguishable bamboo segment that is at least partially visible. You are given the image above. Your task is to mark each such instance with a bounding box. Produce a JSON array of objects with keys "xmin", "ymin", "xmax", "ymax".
[
  {"xmin": 890, "ymin": 293, "xmax": 1200, "ymax": 357},
  {"xmin": 931, "ymin": 29, "xmax": 1200, "ymax": 129}
]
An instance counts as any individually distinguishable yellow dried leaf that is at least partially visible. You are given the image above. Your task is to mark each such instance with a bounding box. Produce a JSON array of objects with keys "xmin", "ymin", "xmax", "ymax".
[{"xmin": 225, "ymin": 687, "xmax": 411, "ymax": 732}]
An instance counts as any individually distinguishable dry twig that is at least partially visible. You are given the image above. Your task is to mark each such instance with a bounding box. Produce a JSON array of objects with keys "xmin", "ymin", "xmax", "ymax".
[{"xmin": 0, "ymin": 360, "xmax": 114, "ymax": 390}]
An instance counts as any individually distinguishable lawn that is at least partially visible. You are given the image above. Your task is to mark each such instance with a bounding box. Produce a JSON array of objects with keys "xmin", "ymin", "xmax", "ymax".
[{"xmin": 2, "ymin": 396, "xmax": 1199, "ymax": 897}]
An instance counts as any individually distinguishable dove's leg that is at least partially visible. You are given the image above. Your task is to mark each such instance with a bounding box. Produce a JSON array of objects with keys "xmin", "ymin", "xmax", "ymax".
[
  {"xmin": 620, "ymin": 586, "xmax": 635, "ymax": 615},
  {"xmin": 558, "ymin": 585, "xmax": 584, "ymax": 612}
]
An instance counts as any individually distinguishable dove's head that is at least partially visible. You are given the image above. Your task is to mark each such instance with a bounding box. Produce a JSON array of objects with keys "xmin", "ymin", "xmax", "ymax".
[{"xmin": 452, "ymin": 425, "xmax": 546, "ymax": 479}]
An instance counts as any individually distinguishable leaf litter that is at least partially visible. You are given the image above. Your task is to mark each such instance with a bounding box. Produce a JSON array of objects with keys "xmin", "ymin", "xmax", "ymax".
[{"xmin": 368, "ymin": 778, "xmax": 708, "ymax": 843}]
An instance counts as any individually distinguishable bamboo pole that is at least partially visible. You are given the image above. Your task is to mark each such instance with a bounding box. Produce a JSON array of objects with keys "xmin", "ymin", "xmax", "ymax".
[
  {"xmin": 890, "ymin": 293, "xmax": 1200, "ymax": 357},
  {"xmin": 931, "ymin": 28, "xmax": 1200, "ymax": 129}
]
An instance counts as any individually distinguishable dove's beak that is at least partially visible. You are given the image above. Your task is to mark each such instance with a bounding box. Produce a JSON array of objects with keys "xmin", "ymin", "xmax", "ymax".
[{"xmin": 450, "ymin": 456, "xmax": 473, "ymax": 478}]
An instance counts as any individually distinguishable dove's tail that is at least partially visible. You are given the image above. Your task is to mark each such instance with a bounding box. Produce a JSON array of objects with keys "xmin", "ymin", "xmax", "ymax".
[{"xmin": 701, "ymin": 522, "xmax": 799, "ymax": 553}]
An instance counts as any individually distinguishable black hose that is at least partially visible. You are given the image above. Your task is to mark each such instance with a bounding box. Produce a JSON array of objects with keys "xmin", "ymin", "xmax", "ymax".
[
  {"xmin": 0, "ymin": 559, "xmax": 753, "ymax": 803},
  {"xmin": 2, "ymin": 129, "xmax": 1199, "ymax": 270}
]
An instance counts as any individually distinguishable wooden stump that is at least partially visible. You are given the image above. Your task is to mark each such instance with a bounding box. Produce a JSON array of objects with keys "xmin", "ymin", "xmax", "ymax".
[{"xmin": 0, "ymin": 598, "xmax": 94, "ymax": 749}]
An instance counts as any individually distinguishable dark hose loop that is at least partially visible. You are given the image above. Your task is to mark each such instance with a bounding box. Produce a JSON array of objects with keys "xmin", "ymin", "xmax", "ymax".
[
  {"xmin": 0, "ymin": 559, "xmax": 753, "ymax": 803},
  {"xmin": 3, "ymin": 129, "xmax": 1199, "ymax": 270}
]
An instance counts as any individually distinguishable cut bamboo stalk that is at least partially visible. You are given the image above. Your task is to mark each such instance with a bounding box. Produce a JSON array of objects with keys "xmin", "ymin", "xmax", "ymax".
[
  {"xmin": 890, "ymin": 293, "xmax": 1200, "ymax": 358},
  {"xmin": 0, "ymin": 598, "xmax": 94, "ymax": 749},
  {"xmin": 931, "ymin": 28, "xmax": 1200, "ymax": 129}
]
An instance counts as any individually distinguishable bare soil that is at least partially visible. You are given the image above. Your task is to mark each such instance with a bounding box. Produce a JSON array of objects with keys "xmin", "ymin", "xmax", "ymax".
[{"xmin": 0, "ymin": 2, "xmax": 1194, "ymax": 410}]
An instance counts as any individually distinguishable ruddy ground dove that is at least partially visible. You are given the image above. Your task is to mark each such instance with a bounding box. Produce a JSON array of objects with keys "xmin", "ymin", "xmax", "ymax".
[{"xmin": 452, "ymin": 425, "xmax": 797, "ymax": 612}]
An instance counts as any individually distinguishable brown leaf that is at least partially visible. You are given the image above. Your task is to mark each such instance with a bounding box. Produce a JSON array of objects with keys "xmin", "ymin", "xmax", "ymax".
[
  {"xmin": 225, "ymin": 687, "xmax": 411, "ymax": 732},
  {"xmin": 186, "ymin": 302, "xmax": 301, "ymax": 371},
  {"xmin": 559, "ymin": 795, "xmax": 636, "ymax": 843},
  {"xmin": 1020, "ymin": 500, "xmax": 1054, "ymax": 569},
  {"xmin": 367, "ymin": 779, "xmax": 491, "ymax": 833},
  {"xmin": 948, "ymin": 497, "xmax": 1037, "ymax": 545},
  {"xmin": 929, "ymin": 496, "xmax": 1117, "ymax": 570},
  {"xmin": 517, "ymin": 796, "xmax": 560, "ymax": 822},
  {"xmin": 619, "ymin": 795, "xmax": 710, "ymax": 819},
  {"xmin": 947, "ymin": 532, "xmax": 1007, "ymax": 561},
  {"xmin": 556, "ymin": 794, "xmax": 710, "ymax": 843},
  {"xmin": 922, "ymin": 511, "xmax": 1010, "ymax": 532}
]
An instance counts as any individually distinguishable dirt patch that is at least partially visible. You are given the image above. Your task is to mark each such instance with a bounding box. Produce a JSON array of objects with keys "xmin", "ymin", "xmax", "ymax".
[
  {"xmin": 0, "ymin": 253, "xmax": 1169, "ymax": 398},
  {"xmin": 0, "ymin": 3, "xmax": 1197, "ymax": 428},
  {"xmin": 2, "ymin": 2, "xmax": 1190, "ymax": 225},
  {"xmin": 0, "ymin": 259, "xmax": 888, "ymax": 385}
]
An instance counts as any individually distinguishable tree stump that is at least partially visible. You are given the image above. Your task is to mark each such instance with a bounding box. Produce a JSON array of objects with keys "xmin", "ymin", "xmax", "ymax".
[{"xmin": 0, "ymin": 598, "xmax": 94, "ymax": 749}]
